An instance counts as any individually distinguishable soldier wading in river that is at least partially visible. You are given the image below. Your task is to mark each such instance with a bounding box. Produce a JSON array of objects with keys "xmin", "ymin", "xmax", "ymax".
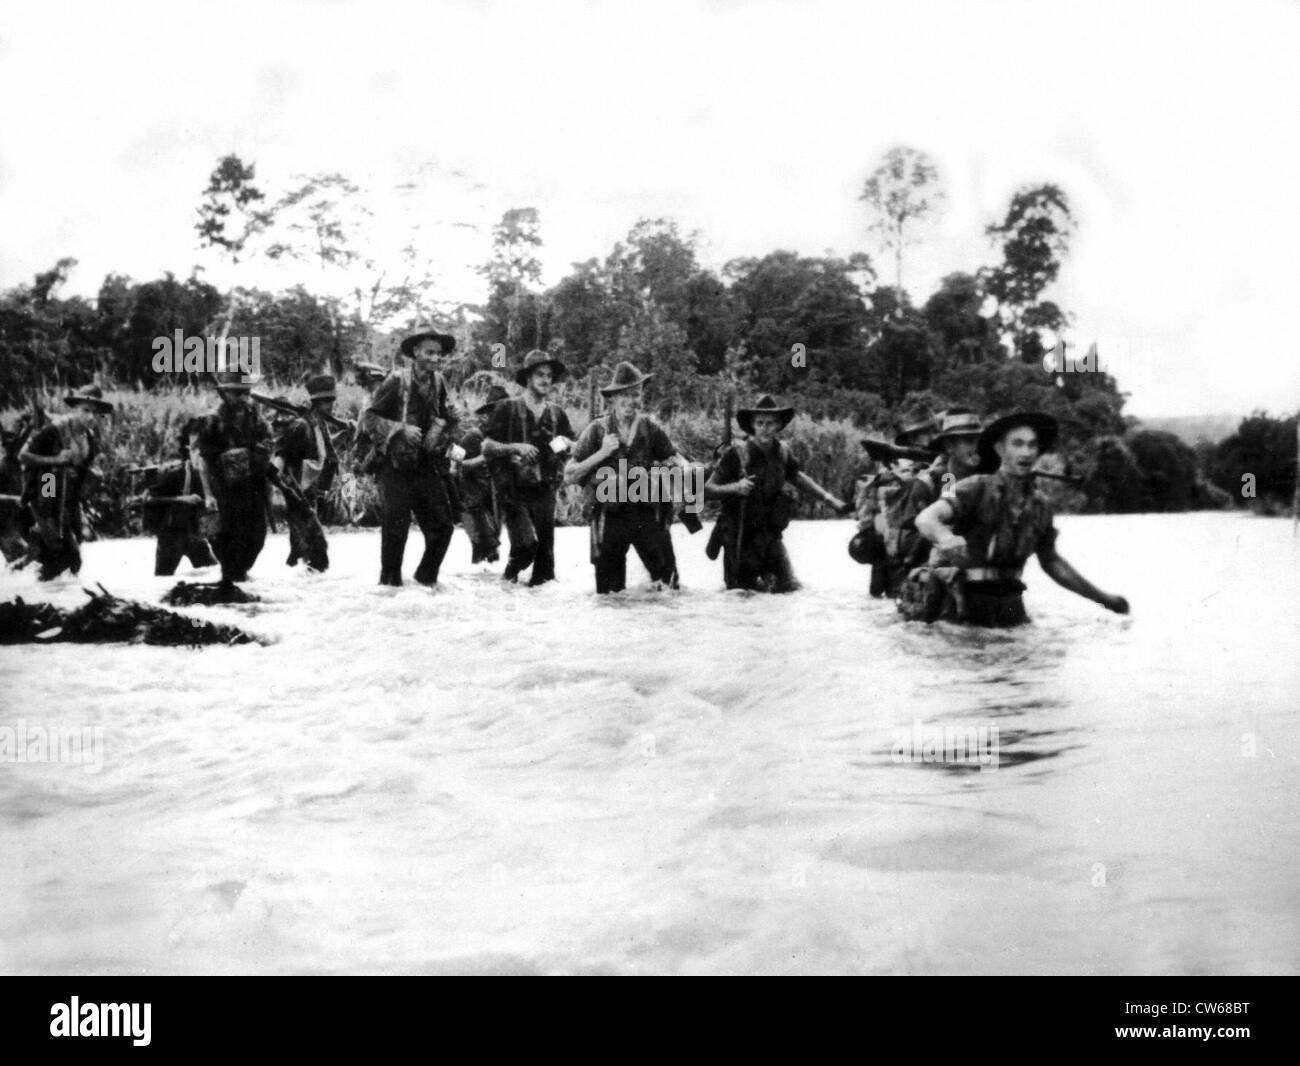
[
  {"xmin": 361, "ymin": 331, "xmax": 460, "ymax": 587},
  {"xmin": 482, "ymin": 350, "xmax": 575, "ymax": 586},
  {"xmin": 273, "ymin": 373, "xmax": 338, "ymax": 571},
  {"xmin": 909, "ymin": 410, "xmax": 1130, "ymax": 626},
  {"xmin": 142, "ymin": 416, "xmax": 218, "ymax": 576},
  {"xmin": 457, "ymin": 383, "xmax": 508, "ymax": 565},
  {"xmin": 706, "ymin": 394, "xmax": 849, "ymax": 593},
  {"xmin": 17, "ymin": 385, "xmax": 115, "ymax": 580},
  {"xmin": 192, "ymin": 371, "xmax": 275, "ymax": 586},
  {"xmin": 566, "ymin": 361, "xmax": 692, "ymax": 593}
]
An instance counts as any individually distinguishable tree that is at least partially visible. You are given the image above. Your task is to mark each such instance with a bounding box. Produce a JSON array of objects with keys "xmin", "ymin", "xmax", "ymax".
[
  {"xmin": 262, "ymin": 173, "xmax": 374, "ymax": 375},
  {"xmin": 864, "ymin": 318, "xmax": 938, "ymax": 406},
  {"xmin": 859, "ymin": 147, "xmax": 945, "ymax": 303},
  {"xmin": 546, "ymin": 259, "xmax": 611, "ymax": 377},
  {"xmin": 481, "ymin": 208, "xmax": 544, "ymax": 353},
  {"xmin": 605, "ymin": 218, "xmax": 698, "ymax": 317},
  {"xmin": 725, "ymin": 251, "xmax": 876, "ymax": 399},
  {"xmin": 611, "ymin": 306, "xmax": 698, "ymax": 417},
  {"xmin": 922, "ymin": 272, "xmax": 1005, "ymax": 369},
  {"xmin": 1209, "ymin": 411, "xmax": 1298, "ymax": 508},
  {"xmin": 32, "ymin": 257, "xmax": 78, "ymax": 305},
  {"xmin": 982, "ymin": 184, "xmax": 1075, "ymax": 364},
  {"xmin": 1127, "ymin": 430, "xmax": 1202, "ymax": 512},
  {"xmin": 122, "ymin": 272, "xmax": 223, "ymax": 384},
  {"xmin": 195, "ymin": 155, "xmax": 272, "ymax": 264}
]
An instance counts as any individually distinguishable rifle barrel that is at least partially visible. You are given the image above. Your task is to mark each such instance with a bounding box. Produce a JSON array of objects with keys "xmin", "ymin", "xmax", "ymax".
[{"xmin": 1032, "ymin": 469, "xmax": 1083, "ymax": 484}]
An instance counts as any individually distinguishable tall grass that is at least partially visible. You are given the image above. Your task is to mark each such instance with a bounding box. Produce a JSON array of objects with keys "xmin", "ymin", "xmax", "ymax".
[{"xmin": 2, "ymin": 384, "xmax": 883, "ymax": 535}]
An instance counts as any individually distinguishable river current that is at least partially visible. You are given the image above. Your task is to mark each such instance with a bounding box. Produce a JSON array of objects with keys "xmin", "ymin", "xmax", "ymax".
[{"xmin": 1, "ymin": 512, "xmax": 1296, "ymax": 974}]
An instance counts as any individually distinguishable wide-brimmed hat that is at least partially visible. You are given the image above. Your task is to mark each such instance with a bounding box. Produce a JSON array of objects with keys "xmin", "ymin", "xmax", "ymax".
[
  {"xmin": 353, "ymin": 361, "xmax": 388, "ymax": 385},
  {"xmin": 305, "ymin": 374, "xmax": 336, "ymax": 401},
  {"xmin": 894, "ymin": 405, "xmax": 938, "ymax": 446},
  {"xmin": 514, "ymin": 349, "xmax": 568, "ymax": 387},
  {"xmin": 932, "ymin": 407, "xmax": 983, "ymax": 446},
  {"xmin": 599, "ymin": 361, "xmax": 653, "ymax": 396},
  {"xmin": 976, "ymin": 411, "xmax": 1059, "ymax": 473},
  {"xmin": 214, "ymin": 370, "xmax": 255, "ymax": 393},
  {"xmin": 474, "ymin": 384, "xmax": 511, "ymax": 416},
  {"xmin": 399, "ymin": 331, "xmax": 457, "ymax": 358},
  {"xmin": 736, "ymin": 395, "xmax": 795, "ymax": 435},
  {"xmin": 63, "ymin": 384, "xmax": 114, "ymax": 414}
]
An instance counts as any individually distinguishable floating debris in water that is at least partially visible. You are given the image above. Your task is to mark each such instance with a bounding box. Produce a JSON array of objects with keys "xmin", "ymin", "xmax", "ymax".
[
  {"xmin": 0, "ymin": 585, "xmax": 263, "ymax": 646},
  {"xmin": 161, "ymin": 581, "xmax": 260, "ymax": 607}
]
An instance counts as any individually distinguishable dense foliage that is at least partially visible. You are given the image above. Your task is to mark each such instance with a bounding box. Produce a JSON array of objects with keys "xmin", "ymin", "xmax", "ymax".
[{"xmin": 3, "ymin": 149, "xmax": 1287, "ymax": 527}]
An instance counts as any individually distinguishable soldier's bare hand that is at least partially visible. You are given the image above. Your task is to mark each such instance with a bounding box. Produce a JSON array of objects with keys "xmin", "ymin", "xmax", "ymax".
[
  {"xmin": 401, "ymin": 426, "xmax": 423, "ymax": 448},
  {"xmin": 515, "ymin": 443, "xmax": 540, "ymax": 462},
  {"xmin": 204, "ymin": 496, "xmax": 218, "ymax": 513},
  {"xmin": 598, "ymin": 433, "xmax": 621, "ymax": 457},
  {"xmin": 734, "ymin": 477, "xmax": 755, "ymax": 497}
]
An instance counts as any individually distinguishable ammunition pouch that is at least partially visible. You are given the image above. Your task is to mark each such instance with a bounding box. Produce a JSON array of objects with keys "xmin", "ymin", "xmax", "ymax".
[
  {"xmin": 218, "ymin": 447, "xmax": 253, "ymax": 487},
  {"xmin": 388, "ymin": 433, "xmax": 420, "ymax": 474},
  {"xmin": 511, "ymin": 454, "xmax": 545, "ymax": 491},
  {"xmin": 898, "ymin": 566, "xmax": 963, "ymax": 623}
]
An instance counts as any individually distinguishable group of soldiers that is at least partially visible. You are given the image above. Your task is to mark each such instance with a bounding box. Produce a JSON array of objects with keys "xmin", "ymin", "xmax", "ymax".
[
  {"xmin": 1, "ymin": 328, "xmax": 1129, "ymax": 626},
  {"xmin": 848, "ymin": 405, "xmax": 1130, "ymax": 625}
]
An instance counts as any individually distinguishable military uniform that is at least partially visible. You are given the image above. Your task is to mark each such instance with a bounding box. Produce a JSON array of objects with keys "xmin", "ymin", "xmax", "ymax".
[
  {"xmin": 712, "ymin": 438, "xmax": 802, "ymax": 592},
  {"xmin": 484, "ymin": 396, "xmax": 574, "ymax": 585},
  {"xmin": 195, "ymin": 398, "xmax": 273, "ymax": 584},
  {"xmin": 144, "ymin": 459, "xmax": 218, "ymax": 576},
  {"xmin": 21, "ymin": 418, "xmax": 99, "ymax": 580},
  {"xmin": 902, "ymin": 471, "xmax": 1058, "ymax": 627},
  {"xmin": 275, "ymin": 391, "xmax": 338, "ymax": 570},
  {"xmin": 457, "ymin": 424, "xmax": 500, "ymax": 564},
  {"xmin": 362, "ymin": 368, "xmax": 459, "ymax": 586},
  {"xmin": 571, "ymin": 411, "xmax": 679, "ymax": 593},
  {"xmin": 852, "ymin": 468, "xmax": 906, "ymax": 596}
]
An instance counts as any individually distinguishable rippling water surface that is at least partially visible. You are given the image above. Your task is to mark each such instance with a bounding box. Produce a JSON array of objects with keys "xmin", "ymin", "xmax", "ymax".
[{"xmin": 1, "ymin": 512, "xmax": 1297, "ymax": 974}]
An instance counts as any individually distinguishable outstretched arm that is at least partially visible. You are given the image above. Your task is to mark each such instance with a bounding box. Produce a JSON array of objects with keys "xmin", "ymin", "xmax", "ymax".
[{"xmin": 1038, "ymin": 547, "xmax": 1129, "ymax": 614}]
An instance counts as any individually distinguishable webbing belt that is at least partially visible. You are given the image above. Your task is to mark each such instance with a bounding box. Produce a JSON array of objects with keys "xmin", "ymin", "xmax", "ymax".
[{"xmin": 964, "ymin": 566, "xmax": 1022, "ymax": 583}]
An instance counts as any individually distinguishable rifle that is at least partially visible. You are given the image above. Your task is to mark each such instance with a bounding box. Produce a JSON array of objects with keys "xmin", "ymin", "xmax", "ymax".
[
  {"xmin": 1030, "ymin": 468, "xmax": 1084, "ymax": 485},
  {"xmin": 488, "ymin": 469, "xmax": 501, "ymax": 533},
  {"xmin": 251, "ymin": 392, "xmax": 355, "ymax": 435},
  {"xmin": 705, "ymin": 393, "xmax": 737, "ymax": 562},
  {"xmin": 127, "ymin": 494, "xmax": 203, "ymax": 509}
]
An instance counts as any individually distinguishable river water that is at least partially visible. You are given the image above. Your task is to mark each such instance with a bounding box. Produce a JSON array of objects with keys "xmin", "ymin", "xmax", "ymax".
[{"xmin": 1, "ymin": 512, "xmax": 1296, "ymax": 975}]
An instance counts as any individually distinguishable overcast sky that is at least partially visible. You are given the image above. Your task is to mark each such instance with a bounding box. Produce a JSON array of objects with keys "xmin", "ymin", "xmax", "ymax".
[{"xmin": 3, "ymin": 0, "xmax": 1298, "ymax": 418}]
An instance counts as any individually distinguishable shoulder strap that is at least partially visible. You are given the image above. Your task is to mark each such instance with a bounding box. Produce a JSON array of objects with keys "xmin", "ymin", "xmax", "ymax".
[{"xmin": 400, "ymin": 370, "xmax": 411, "ymax": 424}]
